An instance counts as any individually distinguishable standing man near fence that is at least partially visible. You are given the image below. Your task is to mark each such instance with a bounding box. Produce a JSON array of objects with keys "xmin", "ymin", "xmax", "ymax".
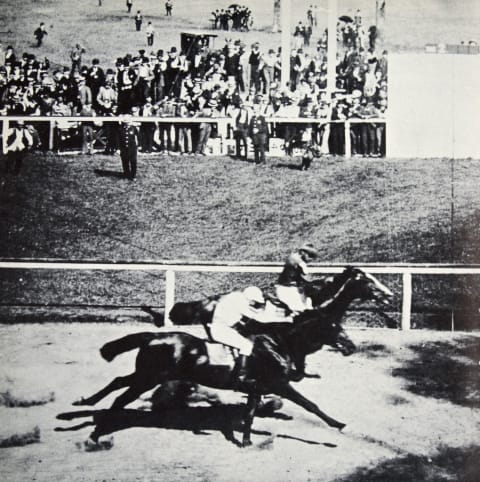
[
  {"xmin": 126, "ymin": 0, "xmax": 133, "ymax": 13},
  {"xmin": 3, "ymin": 121, "xmax": 34, "ymax": 175},
  {"xmin": 249, "ymin": 104, "xmax": 268, "ymax": 163},
  {"xmin": 165, "ymin": 0, "xmax": 173, "ymax": 16},
  {"xmin": 118, "ymin": 114, "xmax": 139, "ymax": 180}
]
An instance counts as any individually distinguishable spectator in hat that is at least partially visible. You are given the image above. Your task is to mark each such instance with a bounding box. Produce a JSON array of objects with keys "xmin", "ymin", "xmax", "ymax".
[
  {"xmin": 248, "ymin": 104, "xmax": 268, "ymax": 163},
  {"xmin": 78, "ymin": 102, "xmax": 96, "ymax": 155},
  {"xmin": 164, "ymin": 46, "xmax": 179, "ymax": 96},
  {"xmin": 4, "ymin": 121, "xmax": 34, "ymax": 175},
  {"xmin": 118, "ymin": 114, "xmax": 139, "ymax": 180},
  {"xmin": 195, "ymin": 100, "xmax": 214, "ymax": 155},
  {"xmin": 76, "ymin": 76, "xmax": 92, "ymax": 112},
  {"xmin": 262, "ymin": 49, "xmax": 276, "ymax": 94},
  {"xmin": 146, "ymin": 22, "xmax": 155, "ymax": 47},
  {"xmin": 175, "ymin": 100, "xmax": 193, "ymax": 154},
  {"xmin": 234, "ymin": 98, "xmax": 250, "ymax": 159},
  {"xmin": 140, "ymin": 96, "xmax": 156, "ymax": 153},
  {"xmin": 4, "ymin": 45, "xmax": 15, "ymax": 67},
  {"xmin": 248, "ymin": 43, "xmax": 261, "ymax": 93},
  {"xmin": 126, "ymin": 0, "xmax": 133, "ymax": 13},
  {"xmin": 70, "ymin": 44, "xmax": 85, "ymax": 72},
  {"xmin": 134, "ymin": 11, "xmax": 143, "ymax": 31},
  {"xmin": 34, "ymin": 23, "xmax": 48, "ymax": 47},
  {"xmin": 86, "ymin": 58, "xmax": 105, "ymax": 110}
]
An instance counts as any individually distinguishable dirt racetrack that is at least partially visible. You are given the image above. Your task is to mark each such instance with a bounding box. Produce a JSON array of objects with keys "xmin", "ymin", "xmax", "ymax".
[{"xmin": 0, "ymin": 322, "xmax": 479, "ymax": 482}]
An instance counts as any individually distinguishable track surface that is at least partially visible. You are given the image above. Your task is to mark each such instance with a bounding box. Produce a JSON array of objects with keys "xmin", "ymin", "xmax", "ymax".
[{"xmin": 0, "ymin": 323, "xmax": 478, "ymax": 481}]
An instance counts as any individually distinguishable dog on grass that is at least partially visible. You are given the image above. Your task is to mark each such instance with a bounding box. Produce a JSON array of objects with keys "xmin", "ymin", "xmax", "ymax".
[{"xmin": 301, "ymin": 144, "xmax": 322, "ymax": 171}]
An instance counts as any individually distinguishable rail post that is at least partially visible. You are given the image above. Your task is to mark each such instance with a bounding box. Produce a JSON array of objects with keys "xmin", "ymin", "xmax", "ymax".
[
  {"xmin": 1, "ymin": 118, "xmax": 8, "ymax": 154},
  {"xmin": 164, "ymin": 269, "xmax": 176, "ymax": 326},
  {"xmin": 48, "ymin": 120, "xmax": 54, "ymax": 151},
  {"xmin": 344, "ymin": 120, "xmax": 351, "ymax": 157},
  {"xmin": 401, "ymin": 272, "xmax": 412, "ymax": 330}
]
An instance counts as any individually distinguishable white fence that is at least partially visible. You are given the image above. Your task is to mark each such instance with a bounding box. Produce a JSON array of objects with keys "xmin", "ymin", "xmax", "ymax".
[
  {"xmin": 1, "ymin": 260, "xmax": 479, "ymax": 329},
  {"xmin": 0, "ymin": 115, "xmax": 386, "ymax": 158}
]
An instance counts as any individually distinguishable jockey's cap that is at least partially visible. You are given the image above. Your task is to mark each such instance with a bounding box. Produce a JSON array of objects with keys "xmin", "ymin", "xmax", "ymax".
[
  {"xmin": 299, "ymin": 243, "xmax": 320, "ymax": 258},
  {"xmin": 243, "ymin": 286, "xmax": 265, "ymax": 304}
]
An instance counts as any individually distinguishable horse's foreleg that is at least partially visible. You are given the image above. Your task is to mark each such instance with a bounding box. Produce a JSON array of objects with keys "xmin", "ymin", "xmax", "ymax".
[
  {"xmin": 73, "ymin": 373, "xmax": 136, "ymax": 406},
  {"xmin": 273, "ymin": 383, "xmax": 345, "ymax": 430},
  {"xmin": 242, "ymin": 393, "xmax": 261, "ymax": 447}
]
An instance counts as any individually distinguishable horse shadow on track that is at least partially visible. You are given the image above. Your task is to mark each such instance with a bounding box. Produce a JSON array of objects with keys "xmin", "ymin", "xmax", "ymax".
[{"xmin": 55, "ymin": 403, "xmax": 334, "ymax": 448}]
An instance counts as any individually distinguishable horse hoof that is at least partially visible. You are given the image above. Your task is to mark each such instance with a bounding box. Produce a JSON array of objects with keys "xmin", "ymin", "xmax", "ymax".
[
  {"xmin": 241, "ymin": 439, "xmax": 253, "ymax": 448},
  {"xmin": 72, "ymin": 398, "xmax": 89, "ymax": 406},
  {"xmin": 337, "ymin": 423, "xmax": 346, "ymax": 432}
]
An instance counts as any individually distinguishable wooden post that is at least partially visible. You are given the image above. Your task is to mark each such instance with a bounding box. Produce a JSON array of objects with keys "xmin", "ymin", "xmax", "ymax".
[
  {"xmin": 401, "ymin": 272, "xmax": 412, "ymax": 330},
  {"xmin": 326, "ymin": 0, "xmax": 337, "ymax": 99},
  {"xmin": 49, "ymin": 120, "xmax": 54, "ymax": 151},
  {"xmin": 272, "ymin": 0, "xmax": 281, "ymax": 33},
  {"xmin": 344, "ymin": 120, "xmax": 351, "ymax": 157},
  {"xmin": 1, "ymin": 118, "xmax": 8, "ymax": 154},
  {"xmin": 164, "ymin": 269, "xmax": 175, "ymax": 326},
  {"xmin": 280, "ymin": 0, "xmax": 291, "ymax": 89}
]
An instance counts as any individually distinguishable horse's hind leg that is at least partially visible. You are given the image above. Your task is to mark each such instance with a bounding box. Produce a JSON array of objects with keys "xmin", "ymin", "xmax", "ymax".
[{"xmin": 73, "ymin": 373, "xmax": 136, "ymax": 406}]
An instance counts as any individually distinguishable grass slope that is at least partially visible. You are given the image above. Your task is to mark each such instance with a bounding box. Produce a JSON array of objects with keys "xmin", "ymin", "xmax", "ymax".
[{"xmin": 1, "ymin": 153, "xmax": 480, "ymax": 327}]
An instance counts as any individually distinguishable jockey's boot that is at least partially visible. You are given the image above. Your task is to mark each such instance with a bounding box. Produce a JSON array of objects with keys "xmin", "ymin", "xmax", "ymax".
[{"xmin": 232, "ymin": 354, "xmax": 255, "ymax": 389}]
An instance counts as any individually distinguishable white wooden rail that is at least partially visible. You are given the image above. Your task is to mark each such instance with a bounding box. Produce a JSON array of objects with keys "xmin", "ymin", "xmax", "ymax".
[
  {"xmin": 1, "ymin": 260, "xmax": 479, "ymax": 329},
  {"xmin": 0, "ymin": 115, "xmax": 386, "ymax": 158}
]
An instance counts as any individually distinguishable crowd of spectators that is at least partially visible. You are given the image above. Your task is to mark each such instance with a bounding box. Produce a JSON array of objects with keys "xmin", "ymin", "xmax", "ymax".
[
  {"xmin": 211, "ymin": 5, "xmax": 252, "ymax": 32},
  {"xmin": 0, "ymin": 10, "xmax": 388, "ymax": 157}
]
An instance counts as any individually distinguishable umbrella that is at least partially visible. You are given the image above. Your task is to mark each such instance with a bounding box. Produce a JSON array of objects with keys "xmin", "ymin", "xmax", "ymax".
[
  {"xmin": 229, "ymin": 4, "xmax": 240, "ymax": 8},
  {"xmin": 339, "ymin": 15, "xmax": 353, "ymax": 23}
]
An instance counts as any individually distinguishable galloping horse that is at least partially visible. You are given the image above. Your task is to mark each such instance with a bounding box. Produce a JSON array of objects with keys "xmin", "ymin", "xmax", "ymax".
[
  {"xmin": 238, "ymin": 267, "xmax": 393, "ymax": 378},
  {"xmin": 73, "ymin": 268, "xmax": 392, "ymax": 447}
]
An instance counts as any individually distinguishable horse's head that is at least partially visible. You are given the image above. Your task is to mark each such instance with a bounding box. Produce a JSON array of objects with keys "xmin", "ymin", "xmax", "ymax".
[{"xmin": 344, "ymin": 267, "xmax": 393, "ymax": 305}]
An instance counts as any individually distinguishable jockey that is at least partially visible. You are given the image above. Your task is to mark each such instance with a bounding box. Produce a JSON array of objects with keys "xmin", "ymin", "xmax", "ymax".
[
  {"xmin": 206, "ymin": 286, "xmax": 269, "ymax": 385},
  {"xmin": 275, "ymin": 243, "xmax": 320, "ymax": 315}
]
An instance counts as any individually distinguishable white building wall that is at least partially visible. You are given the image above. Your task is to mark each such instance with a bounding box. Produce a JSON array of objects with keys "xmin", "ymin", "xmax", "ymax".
[{"xmin": 387, "ymin": 54, "xmax": 480, "ymax": 158}]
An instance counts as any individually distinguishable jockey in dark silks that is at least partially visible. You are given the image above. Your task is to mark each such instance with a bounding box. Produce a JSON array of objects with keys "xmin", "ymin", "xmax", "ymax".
[{"xmin": 275, "ymin": 243, "xmax": 320, "ymax": 315}]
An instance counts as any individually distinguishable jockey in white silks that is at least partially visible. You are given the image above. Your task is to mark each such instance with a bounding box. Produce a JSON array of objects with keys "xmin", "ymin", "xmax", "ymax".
[
  {"xmin": 275, "ymin": 243, "xmax": 320, "ymax": 315},
  {"xmin": 206, "ymin": 286, "xmax": 270, "ymax": 385}
]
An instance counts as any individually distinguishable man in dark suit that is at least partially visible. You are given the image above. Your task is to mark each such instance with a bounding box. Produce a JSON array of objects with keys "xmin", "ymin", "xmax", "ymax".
[
  {"xmin": 118, "ymin": 115, "xmax": 139, "ymax": 180},
  {"xmin": 234, "ymin": 99, "xmax": 250, "ymax": 159},
  {"xmin": 249, "ymin": 104, "xmax": 268, "ymax": 163},
  {"xmin": 34, "ymin": 23, "xmax": 48, "ymax": 47},
  {"xmin": 134, "ymin": 11, "xmax": 143, "ymax": 31},
  {"xmin": 4, "ymin": 121, "xmax": 34, "ymax": 175},
  {"xmin": 86, "ymin": 58, "xmax": 105, "ymax": 111}
]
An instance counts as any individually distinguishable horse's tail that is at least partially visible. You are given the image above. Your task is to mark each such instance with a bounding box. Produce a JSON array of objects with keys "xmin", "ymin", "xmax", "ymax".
[{"xmin": 100, "ymin": 332, "xmax": 160, "ymax": 362}]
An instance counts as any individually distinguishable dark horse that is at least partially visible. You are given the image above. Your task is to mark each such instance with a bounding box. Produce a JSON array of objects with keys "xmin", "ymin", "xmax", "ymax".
[{"xmin": 73, "ymin": 268, "xmax": 392, "ymax": 447}]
